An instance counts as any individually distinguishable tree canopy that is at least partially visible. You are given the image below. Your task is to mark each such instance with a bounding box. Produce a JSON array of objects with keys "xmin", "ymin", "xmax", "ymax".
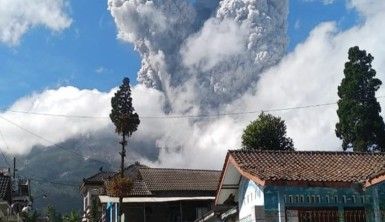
[
  {"xmin": 336, "ymin": 46, "xmax": 385, "ymax": 152},
  {"xmin": 110, "ymin": 77, "xmax": 140, "ymax": 136},
  {"xmin": 241, "ymin": 112, "xmax": 294, "ymax": 151}
]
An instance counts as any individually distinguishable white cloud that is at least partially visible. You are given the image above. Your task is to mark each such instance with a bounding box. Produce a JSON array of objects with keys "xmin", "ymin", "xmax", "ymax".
[
  {"xmin": 0, "ymin": 0, "xmax": 71, "ymax": 45},
  {"xmin": 3, "ymin": 0, "xmax": 385, "ymax": 171},
  {"xmin": 95, "ymin": 66, "xmax": 108, "ymax": 74},
  {"xmin": 0, "ymin": 85, "xmax": 165, "ymax": 155}
]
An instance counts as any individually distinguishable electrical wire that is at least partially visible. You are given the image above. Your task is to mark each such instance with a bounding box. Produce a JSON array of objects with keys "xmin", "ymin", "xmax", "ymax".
[
  {"xmin": 0, "ymin": 115, "xmax": 108, "ymax": 166},
  {"xmin": 0, "ymin": 128, "xmax": 11, "ymax": 168},
  {"xmin": 2, "ymin": 95, "xmax": 385, "ymax": 120}
]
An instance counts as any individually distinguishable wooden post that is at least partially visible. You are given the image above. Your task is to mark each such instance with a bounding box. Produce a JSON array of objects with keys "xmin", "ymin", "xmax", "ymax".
[
  {"xmin": 143, "ymin": 203, "xmax": 146, "ymax": 222},
  {"xmin": 118, "ymin": 134, "xmax": 127, "ymax": 222},
  {"xmin": 179, "ymin": 201, "xmax": 183, "ymax": 222},
  {"xmin": 13, "ymin": 157, "xmax": 16, "ymax": 179}
]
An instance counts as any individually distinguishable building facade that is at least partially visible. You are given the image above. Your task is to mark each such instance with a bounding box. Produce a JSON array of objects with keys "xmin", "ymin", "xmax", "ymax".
[
  {"xmin": 216, "ymin": 150, "xmax": 385, "ymax": 222},
  {"xmin": 81, "ymin": 163, "xmax": 221, "ymax": 222},
  {"xmin": 80, "ymin": 170, "xmax": 115, "ymax": 222}
]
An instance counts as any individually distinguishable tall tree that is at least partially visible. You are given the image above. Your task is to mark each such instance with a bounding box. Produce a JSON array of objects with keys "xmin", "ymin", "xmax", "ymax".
[
  {"xmin": 336, "ymin": 46, "xmax": 385, "ymax": 152},
  {"xmin": 110, "ymin": 77, "xmax": 140, "ymax": 220},
  {"xmin": 242, "ymin": 112, "xmax": 294, "ymax": 150}
]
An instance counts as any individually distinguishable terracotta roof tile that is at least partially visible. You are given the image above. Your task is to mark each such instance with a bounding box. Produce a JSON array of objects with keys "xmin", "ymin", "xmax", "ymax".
[
  {"xmin": 229, "ymin": 150, "xmax": 385, "ymax": 183},
  {"xmin": 138, "ymin": 168, "xmax": 221, "ymax": 191},
  {"xmin": 84, "ymin": 165, "xmax": 221, "ymax": 197},
  {"xmin": 128, "ymin": 181, "xmax": 152, "ymax": 196}
]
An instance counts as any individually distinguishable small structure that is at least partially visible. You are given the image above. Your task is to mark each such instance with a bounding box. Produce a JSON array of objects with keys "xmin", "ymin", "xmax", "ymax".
[
  {"xmin": 11, "ymin": 178, "xmax": 32, "ymax": 214},
  {"xmin": 80, "ymin": 170, "xmax": 115, "ymax": 222},
  {"xmin": 91, "ymin": 163, "xmax": 221, "ymax": 222},
  {"xmin": 0, "ymin": 174, "xmax": 13, "ymax": 221},
  {"xmin": 216, "ymin": 150, "xmax": 385, "ymax": 222}
]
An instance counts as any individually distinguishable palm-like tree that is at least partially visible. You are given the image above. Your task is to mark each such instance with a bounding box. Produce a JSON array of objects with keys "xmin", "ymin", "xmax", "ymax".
[{"xmin": 63, "ymin": 211, "xmax": 80, "ymax": 222}]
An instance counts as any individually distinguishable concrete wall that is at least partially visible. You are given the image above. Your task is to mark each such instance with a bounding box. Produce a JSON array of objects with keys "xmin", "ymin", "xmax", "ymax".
[
  {"xmin": 238, "ymin": 178, "xmax": 264, "ymax": 222},
  {"xmin": 234, "ymin": 178, "xmax": 385, "ymax": 222}
]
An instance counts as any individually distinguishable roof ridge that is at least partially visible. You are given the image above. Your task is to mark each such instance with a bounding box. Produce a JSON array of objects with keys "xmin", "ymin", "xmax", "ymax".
[
  {"xmin": 228, "ymin": 149, "xmax": 385, "ymax": 155},
  {"xmin": 139, "ymin": 167, "xmax": 221, "ymax": 172},
  {"xmin": 86, "ymin": 171, "xmax": 115, "ymax": 180}
]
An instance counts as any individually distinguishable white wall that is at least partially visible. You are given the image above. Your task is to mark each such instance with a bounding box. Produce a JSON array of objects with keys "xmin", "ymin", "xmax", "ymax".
[{"xmin": 238, "ymin": 178, "xmax": 264, "ymax": 222}]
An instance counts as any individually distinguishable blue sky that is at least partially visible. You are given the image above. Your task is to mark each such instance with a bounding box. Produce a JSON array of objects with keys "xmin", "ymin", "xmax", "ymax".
[{"xmin": 0, "ymin": 0, "xmax": 359, "ymax": 108}]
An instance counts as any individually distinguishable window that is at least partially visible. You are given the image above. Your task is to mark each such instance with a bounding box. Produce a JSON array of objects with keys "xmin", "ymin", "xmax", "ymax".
[
  {"xmin": 310, "ymin": 195, "xmax": 316, "ymax": 203},
  {"xmin": 334, "ymin": 196, "xmax": 339, "ymax": 204},
  {"xmin": 361, "ymin": 196, "xmax": 366, "ymax": 204},
  {"xmin": 342, "ymin": 195, "xmax": 347, "ymax": 204},
  {"xmin": 325, "ymin": 195, "xmax": 330, "ymax": 203},
  {"xmin": 294, "ymin": 195, "xmax": 299, "ymax": 203},
  {"xmin": 288, "ymin": 195, "xmax": 293, "ymax": 203},
  {"xmin": 300, "ymin": 195, "xmax": 305, "ymax": 203}
]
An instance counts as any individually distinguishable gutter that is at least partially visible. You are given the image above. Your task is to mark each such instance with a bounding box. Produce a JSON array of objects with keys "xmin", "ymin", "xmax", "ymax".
[{"xmin": 99, "ymin": 196, "xmax": 215, "ymax": 203}]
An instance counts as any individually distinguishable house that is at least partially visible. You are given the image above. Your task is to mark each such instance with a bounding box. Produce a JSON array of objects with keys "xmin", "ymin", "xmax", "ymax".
[
  {"xmin": 93, "ymin": 163, "xmax": 221, "ymax": 222},
  {"xmin": 11, "ymin": 177, "xmax": 32, "ymax": 213},
  {"xmin": 215, "ymin": 150, "xmax": 385, "ymax": 222},
  {"xmin": 0, "ymin": 174, "xmax": 12, "ymax": 221},
  {"xmin": 80, "ymin": 169, "xmax": 115, "ymax": 222}
]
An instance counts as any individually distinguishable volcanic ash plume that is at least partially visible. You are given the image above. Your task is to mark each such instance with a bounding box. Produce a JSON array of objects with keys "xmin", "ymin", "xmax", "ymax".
[{"xmin": 108, "ymin": 0, "xmax": 288, "ymax": 110}]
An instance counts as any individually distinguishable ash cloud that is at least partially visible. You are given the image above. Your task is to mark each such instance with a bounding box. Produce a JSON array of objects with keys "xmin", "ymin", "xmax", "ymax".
[{"xmin": 109, "ymin": 0, "xmax": 288, "ymax": 110}]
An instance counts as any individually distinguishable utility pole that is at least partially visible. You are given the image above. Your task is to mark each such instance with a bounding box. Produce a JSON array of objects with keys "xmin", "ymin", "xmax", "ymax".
[
  {"xmin": 13, "ymin": 157, "xmax": 16, "ymax": 179},
  {"xmin": 118, "ymin": 134, "xmax": 127, "ymax": 222}
]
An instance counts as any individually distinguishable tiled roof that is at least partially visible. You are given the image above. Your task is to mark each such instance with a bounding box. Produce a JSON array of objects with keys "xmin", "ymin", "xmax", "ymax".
[
  {"xmin": 228, "ymin": 150, "xmax": 385, "ymax": 184},
  {"xmin": 138, "ymin": 168, "xmax": 221, "ymax": 191},
  {"xmin": 83, "ymin": 171, "xmax": 115, "ymax": 184},
  {"xmin": 128, "ymin": 181, "xmax": 152, "ymax": 196},
  {"xmin": 83, "ymin": 164, "xmax": 221, "ymax": 197},
  {"xmin": 0, "ymin": 176, "xmax": 10, "ymax": 199}
]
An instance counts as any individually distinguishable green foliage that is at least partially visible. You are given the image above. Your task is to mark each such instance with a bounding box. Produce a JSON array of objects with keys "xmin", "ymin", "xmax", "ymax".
[
  {"xmin": 20, "ymin": 211, "xmax": 40, "ymax": 222},
  {"xmin": 336, "ymin": 46, "xmax": 385, "ymax": 152},
  {"xmin": 110, "ymin": 77, "xmax": 140, "ymax": 136},
  {"xmin": 47, "ymin": 206, "xmax": 63, "ymax": 222},
  {"xmin": 63, "ymin": 210, "xmax": 80, "ymax": 222},
  {"xmin": 241, "ymin": 112, "xmax": 294, "ymax": 150}
]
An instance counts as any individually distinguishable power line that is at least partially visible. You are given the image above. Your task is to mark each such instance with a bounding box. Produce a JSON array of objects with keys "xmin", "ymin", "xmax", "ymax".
[
  {"xmin": 29, "ymin": 177, "xmax": 79, "ymax": 187},
  {"xmin": 5, "ymin": 110, "xmax": 108, "ymax": 119},
  {"xmin": 0, "ymin": 128, "xmax": 11, "ymax": 168},
  {"xmin": 17, "ymin": 173, "xmax": 80, "ymax": 187},
  {"xmin": 0, "ymin": 115, "xmax": 108, "ymax": 166},
  {"xmin": 3, "ymin": 95, "xmax": 385, "ymax": 120},
  {"xmin": 0, "ymin": 101, "xmax": 338, "ymax": 119}
]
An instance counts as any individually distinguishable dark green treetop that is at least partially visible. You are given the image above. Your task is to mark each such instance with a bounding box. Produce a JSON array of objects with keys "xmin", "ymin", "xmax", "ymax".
[
  {"xmin": 336, "ymin": 46, "xmax": 385, "ymax": 152},
  {"xmin": 110, "ymin": 77, "xmax": 140, "ymax": 136},
  {"xmin": 241, "ymin": 112, "xmax": 294, "ymax": 151}
]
